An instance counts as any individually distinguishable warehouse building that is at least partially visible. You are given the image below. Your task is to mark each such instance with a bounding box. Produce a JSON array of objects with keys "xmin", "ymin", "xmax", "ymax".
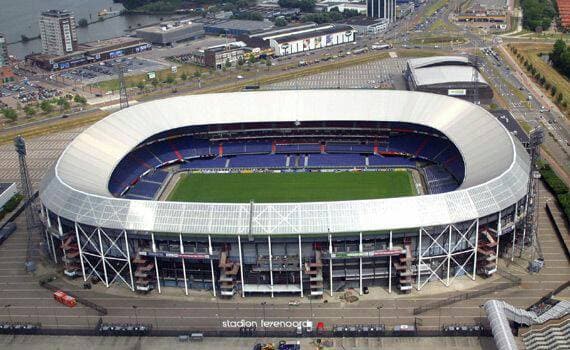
[
  {"xmin": 26, "ymin": 37, "xmax": 151, "ymax": 71},
  {"xmin": 204, "ymin": 20, "xmax": 275, "ymax": 36},
  {"xmin": 404, "ymin": 56, "xmax": 493, "ymax": 104},
  {"xmin": 239, "ymin": 23, "xmax": 355, "ymax": 57},
  {"xmin": 136, "ymin": 20, "xmax": 204, "ymax": 45}
]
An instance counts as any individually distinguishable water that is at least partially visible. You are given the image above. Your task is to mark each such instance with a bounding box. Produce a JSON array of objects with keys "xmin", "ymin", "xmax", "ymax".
[{"xmin": 0, "ymin": 0, "xmax": 167, "ymax": 58}]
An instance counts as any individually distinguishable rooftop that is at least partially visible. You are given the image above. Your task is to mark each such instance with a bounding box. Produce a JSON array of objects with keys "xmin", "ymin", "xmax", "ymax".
[
  {"xmin": 0, "ymin": 183, "xmax": 15, "ymax": 194},
  {"xmin": 41, "ymin": 9, "xmax": 73, "ymax": 18},
  {"xmin": 412, "ymin": 65, "xmax": 488, "ymax": 86},
  {"xmin": 273, "ymin": 24, "xmax": 354, "ymax": 43},
  {"xmin": 205, "ymin": 19, "xmax": 275, "ymax": 31}
]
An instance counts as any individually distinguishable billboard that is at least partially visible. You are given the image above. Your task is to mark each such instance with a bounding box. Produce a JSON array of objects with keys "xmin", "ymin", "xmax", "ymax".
[{"xmin": 448, "ymin": 89, "xmax": 467, "ymax": 96}]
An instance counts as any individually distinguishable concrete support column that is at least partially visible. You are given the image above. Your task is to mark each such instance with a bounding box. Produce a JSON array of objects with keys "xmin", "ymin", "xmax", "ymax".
[
  {"xmin": 238, "ymin": 235, "xmax": 245, "ymax": 298},
  {"xmin": 151, "ymin": 232, "xmax": 161, "ymax": 294},
  {"xmin": 329, "ymin": 234, "xmax": 333, "ymax": 297},
  {"xmin": 359, "ymin": 232, "xmax": 363, "ymax": 295},
  {"xmin": 389, "ymin": 230, "xmax": 393, "ymax": 294},
  {"xmin": 496, "ymin": 211, "xmax": 502, "ymax": 262},
  {"xmin": 179, "ymin": 234, "xmax": 188, "ymax": 295},
  {"xmin": 446, "ymin": 225, "xmax": 452, "ymax": 286},
  {"xmin": 511, "ymin": 203, "xmax": 518, "ymax": 262},
  {"xmin": 417, "ymin": 228, "xmax": 422, "ymax": 290},
  {"xmin": 298, "ymin": 235, "xmax": 303, "ymax": 298},
  {"xmin": 268, "ymin": 235, "xmax": 274, "ymax": 298},
  {"xmin": 208, "ymin": 235, "xmax": 216, "ymax": 297},
  {"xmin": 473, "ymin": 219, "xmax": 479, "ymax": 280}
]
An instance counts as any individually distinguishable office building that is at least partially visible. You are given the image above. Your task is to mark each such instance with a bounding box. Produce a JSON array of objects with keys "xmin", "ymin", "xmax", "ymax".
[
  {"xmin": 39, "ymin": 10, "xmax": 78, "ymax": 56},
  {"xmin": 0, "ymin": 33, "xmax": 8, "ymax": 66},
  {"xmin": 367, "ymin": 0, "xmax": 396, "ymax": 21}
]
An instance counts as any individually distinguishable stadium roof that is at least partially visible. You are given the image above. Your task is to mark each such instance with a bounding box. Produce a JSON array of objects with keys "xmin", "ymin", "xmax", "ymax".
[
  {"xmin": 411, "ymin": 65, "xmax": 488, "ymax": 86},
  {"xmin": 40, "ymin": 90, "xmax": 530, "ymax": 236},
  {"xmin": 407, "ymin": 56, "xmax": 471, "ymax": 69}
]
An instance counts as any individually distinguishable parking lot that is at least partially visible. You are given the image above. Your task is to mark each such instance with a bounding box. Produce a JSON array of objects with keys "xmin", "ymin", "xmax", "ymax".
[
  {"xmin": 266, "ymin": 57, "xmax": 407, "ymax": 90},
  {"xmin": 0, "ymin": 80, "xmax": 62, "ymax": 107},
  {"xmin": 57, "ymin": 57, "xmax": 168, "ymax": 85}
]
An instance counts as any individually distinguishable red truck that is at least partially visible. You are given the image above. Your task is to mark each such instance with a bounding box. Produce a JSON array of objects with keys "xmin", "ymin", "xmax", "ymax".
[{"xmin": 53, "ymin": 290, "xmax": 77, "ymax": 307}]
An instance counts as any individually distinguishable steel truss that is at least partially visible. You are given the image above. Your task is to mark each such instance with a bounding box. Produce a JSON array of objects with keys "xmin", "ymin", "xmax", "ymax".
[
  {"xmin": 417, "ymin": 220, "xmax": 478, "ymax": 290},
  {"xmin": 75, "ymin": 223, "xmax": 134, "ymax": 291}
]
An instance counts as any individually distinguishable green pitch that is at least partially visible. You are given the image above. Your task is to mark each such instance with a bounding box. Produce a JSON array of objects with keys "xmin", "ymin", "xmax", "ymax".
[{"xmin": 167, "ymin": 171, "xmax": 416, "ymax": 203}]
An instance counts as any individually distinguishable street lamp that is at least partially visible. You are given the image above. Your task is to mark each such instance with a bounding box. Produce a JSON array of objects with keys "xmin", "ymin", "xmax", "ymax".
[{"xmin": 376, "ymin": 304, "xmax": 383, "ymax": 327}]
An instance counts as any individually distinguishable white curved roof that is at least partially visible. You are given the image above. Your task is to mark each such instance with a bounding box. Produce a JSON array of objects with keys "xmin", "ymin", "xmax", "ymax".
[{"xmin": 39, "ymin": 90, "xmax": 530, "ymax": 235}]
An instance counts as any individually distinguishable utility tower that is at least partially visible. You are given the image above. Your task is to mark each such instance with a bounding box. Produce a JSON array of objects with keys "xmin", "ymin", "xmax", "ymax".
[
  {"xmin": 523, "ymin": 127, "xmax": 544, "ymax": 260},
  {"xmin": 14, "ymin": 136, "xmax": 39, "ymax": 272},
  {"xmin": 117, "ymin": 62, "xmax": 129, "ymax": 109}
]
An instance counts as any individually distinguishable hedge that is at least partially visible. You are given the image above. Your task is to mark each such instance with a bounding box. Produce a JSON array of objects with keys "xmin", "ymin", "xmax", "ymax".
[
  {"xmin": 0, "ymin": 193, "xmax": 23, "ymax": 221},
  {"xmin": 539, "ymin": 163, "xmax": 570, "ymax": 222}
]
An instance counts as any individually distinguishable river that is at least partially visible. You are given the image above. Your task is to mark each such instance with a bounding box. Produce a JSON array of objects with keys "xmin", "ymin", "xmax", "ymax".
[{"xmin": 0, "ymin": 0, "xmax": 169, "ymax": 58}]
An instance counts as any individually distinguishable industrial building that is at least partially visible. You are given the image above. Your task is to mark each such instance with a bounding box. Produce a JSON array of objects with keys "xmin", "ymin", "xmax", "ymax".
[
  {"xmin": 0, "ymin": 34, "xmax": 8, "ymax": 67},
  {"xmin": 26, "ymin": 37, "xmax": 151, "ymax": 71},
  {"xmin": 338, "ymin": 17, "xmax": 390, "ymax": 35},
  {"xmin": 39, "ymin": 9, "xmax": 78, "ymax": 56},
  {"xmin": 39, "ymin": 90, "xmax": 531, "ymax": 299},
  {"xmin": 204, "ymin": 20, "xmax": 275, "ymax": 36},
  {"xmin": 239, "ymin": 23, "xmax": 355, "ymax": 57},
  {"xmin": 405, "ymin": 56, "xmax": 493, "ymax": 103},
  {"xmin": 191, "ymin": 42, "xmax": 246, "ymax": 69},
  {"xmin": 136, "ymin": 20, "xmax": 204, "ymax": 45}
]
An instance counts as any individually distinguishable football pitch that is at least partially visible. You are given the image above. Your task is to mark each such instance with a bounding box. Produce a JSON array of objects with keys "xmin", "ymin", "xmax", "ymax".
[{"xmin": 167, "ymin": 171, "xmax": 416, "ymax": 203}]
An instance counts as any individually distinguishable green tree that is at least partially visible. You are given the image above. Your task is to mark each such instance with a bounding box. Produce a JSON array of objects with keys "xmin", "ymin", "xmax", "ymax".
[
  {"xmin": 78, "ymin": 18, "xmax": 89, "ymax": 27},
  {"xmin": 225, "ymin": 59, "xmax": 232, "ymax": 69},
  {"xmin": 237, "ymin": 56, "xmax": 245, "ymax": 67},
  {"xmin": 150, "ymin": 79, "xmax": 159, "ymax": 88},
  {"xmin": 73, "ymin": 94, "xmax": 87, "ymax": 105},
  {"xmin": 551, "ymin": 85, "xmax": 557, "ymax": 96},
  {"xmin": 40, "ymin": 100, "xmax": 53, "ymax": 113},
  {"xmin": 193, "ymin": 70, "xmax": 202, "ymax": 79},
  {"xmin": 136, "ymin": 81, "xmax": 146, "ymax": 91},
  {"xmin": 1, "ymin": 108, "xmax": 17, "ymax": 121},
  {"xmin": 56, "ymin": 97, "xmax": 70, "ymax": 111},
  {"xmin": 180, "ymin": 73, "xmax": 188, "ymax": 81},
  {"xmin": 275, "ymin": 17, "xmax": 287, "ymax": 27},
  {"xmin": 23, "ymin": 105, "xmax": 36, "ymax": 117}
]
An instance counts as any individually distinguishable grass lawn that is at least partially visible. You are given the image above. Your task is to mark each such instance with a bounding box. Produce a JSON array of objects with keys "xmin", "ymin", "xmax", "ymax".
[{"xmin": 168, "ymin": 171, "xmax": 416, "ymax": 203}]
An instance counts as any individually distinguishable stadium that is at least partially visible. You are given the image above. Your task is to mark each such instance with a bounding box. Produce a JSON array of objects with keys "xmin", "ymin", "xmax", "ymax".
[{"xmin": 39, "ymin": 89, "xmax": 530, "ymax": 298}]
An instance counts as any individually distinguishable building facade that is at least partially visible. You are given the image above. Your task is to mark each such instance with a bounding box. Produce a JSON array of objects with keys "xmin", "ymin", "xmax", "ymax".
[
  {"xmin": 136, "ymin": 20, "xmax": 205, "ymax": 46},
  {"xmin": 367, "ymin": 0, "xmax": 396, "ymax": 21},
  {"xmin": 39, "ymin": 10, "xmax": 78, "ymax": 56},
  {"xmin": 0, "ymin": 33, "xmax": 8, "ymax": 67}
]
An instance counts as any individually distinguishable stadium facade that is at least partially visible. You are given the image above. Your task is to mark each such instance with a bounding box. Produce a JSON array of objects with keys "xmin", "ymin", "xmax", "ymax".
[{"xmin": 39, "ymin": 90, "xmax": 530, "ymax": 298}]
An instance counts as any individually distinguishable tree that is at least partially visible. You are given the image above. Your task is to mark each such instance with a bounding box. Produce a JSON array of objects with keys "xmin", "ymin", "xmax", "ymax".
[
  {"xmin": 225, "ymin": 58, "xmax": 232, "ymax": 69},
  {"xmin": 23, "ymin": 105, "xmax": 36, "ymax": 117},
  {"xmin": 557, "ymin": 93, "xmax": 563, "ymax": 103},
  {"xmin": 237, "ymin": 57, "xmax": 245, "ymax": 67},
  {"xmin": 180, "ymin": 73, "xmax": 188, "ymax": 81},
  {"xmin": 56, "ymin": 97, "xmax": 70, "ymax": 111},
  {"xmin": 193, "ymin": 70, "xmax": 202, "ymax": 79},
  {"xmin": 136, "ymin": 81, "xmax": 146, "ymax": 91},
  {"xmin": 73, "ymin": 94, "xmax": 87, "ymax": 104},
  {"xmin": 551, "ymin": 85, "xmax": 557, "ymax": 96},
  {"xmin": 78, "ymin": 18, "xmax": 89, "ymax": 27},
  {"xmin": 40, "ymin": 100, "xmax": 53, "ymax": 113},
  {"xmin": 150, "ymin": 79, "xmax": 159, "ymax": 89},
  {"xmin": 1, "ymin": 108, "xmax": 17, "ymax": 122},
  {"xmin": 275, "ymin": 17, "xmax": 287, "ymax": 27}
]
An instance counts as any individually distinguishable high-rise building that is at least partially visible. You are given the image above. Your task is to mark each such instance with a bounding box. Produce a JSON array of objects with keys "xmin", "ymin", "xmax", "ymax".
[
  {"xmin": 0, "ymin": 33, "xmax": 8, "ymax": 66},
  {"xmin": 39, "ymin": 10, "xmax": 78, "ymax": 56},
  {"xmin": 367, "ymin": 0, "xmax": 396, "ymax": 22}
]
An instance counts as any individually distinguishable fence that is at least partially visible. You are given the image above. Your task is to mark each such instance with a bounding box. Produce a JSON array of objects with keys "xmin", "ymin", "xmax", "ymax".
[{"xmin": 413, "ymin": 269, "xmax": 521, "ymax": 315}]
